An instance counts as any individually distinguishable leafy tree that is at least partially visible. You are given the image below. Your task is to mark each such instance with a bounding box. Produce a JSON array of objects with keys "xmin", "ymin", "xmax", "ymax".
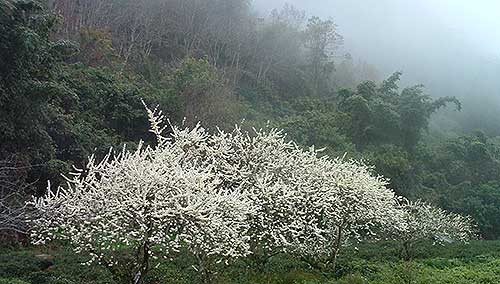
[
  {"xmin": 276, "ymin": 98, "xmax": 356, "ymax": 157},
  {"xmin": 171, "ymin": 57, "xmax": 241, "ymax": 129},
  {"xmin": 420, "ymin": 131, "xmax": 500, "ymax": 238},
  {"xmin": 398, "ymin": 85, "xmax": 461, "ymax": 154},
  {"xmin": 441, "ymin": 182, "xmax": 500, "ymax": 240},
  {"xmin": 0, "ymin": 0, "xmax": 76, "ymax": 186},
  {"xmin": 0, "ymin": 0, "xmax": 181, "ymax": 194},
  {"xmin": 52, "ymin": 64, "xmax": 181, "ymax": 164},
  {"xmin": 363, "ymin": 144, "xmax": 414, "ymax": 196},
  {"xmin": 75, "ymin": 27, "xmax": 118, "ymax": 67},
  {"xmin": 303, "ymin": 16, "xmax": 342, "ymax": 96},
  {"xmin": 338, "ymin": 72, "xmax": 461, "ymax": 154}
]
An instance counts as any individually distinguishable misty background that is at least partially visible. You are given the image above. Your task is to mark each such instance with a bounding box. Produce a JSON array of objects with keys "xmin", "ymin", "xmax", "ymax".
[
  {"xmin": 2, "ymin": 2, "xmax": 500, "ymax": 280},
  {"xmin": 254, "ymin": 0, "xmax": 500, "ymax": 136}
]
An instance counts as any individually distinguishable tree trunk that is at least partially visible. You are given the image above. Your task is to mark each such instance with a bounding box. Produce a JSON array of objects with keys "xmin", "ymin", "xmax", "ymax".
[
  {"xmin": 197, "ymin": 255, "xmax": 215, "ymax": 284},
  {"xmin": 132, "ymin": 240, "xmax": 150, "ymax": 284},
  {"xmin": 330, "ymin": 224, "xmax": 344, "ymax": 273}
]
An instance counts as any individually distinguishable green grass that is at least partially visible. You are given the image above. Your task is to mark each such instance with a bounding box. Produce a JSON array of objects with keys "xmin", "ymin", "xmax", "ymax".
[{"xmin": 0, "ymin": 241, "xmax": 499, "ymax": 284}]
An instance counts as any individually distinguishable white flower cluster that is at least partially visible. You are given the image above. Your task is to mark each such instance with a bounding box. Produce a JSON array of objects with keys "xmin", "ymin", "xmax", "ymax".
[
  {"xmin": 397, "ymin": 200, "xmax": 477, "ymax": 244},
  {"xmin": 28, "ymin": 105, "xmax": 476, "ymax": 271}
]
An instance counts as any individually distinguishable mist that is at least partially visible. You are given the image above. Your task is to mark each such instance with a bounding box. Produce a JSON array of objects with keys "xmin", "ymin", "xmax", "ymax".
[
  {"xmin": 2, "ymin": 0, "xmax": 500, "ymax": 278},
  {"xmin": 254, "ymin": 0, "xmax": 500, "ymax": 134}
]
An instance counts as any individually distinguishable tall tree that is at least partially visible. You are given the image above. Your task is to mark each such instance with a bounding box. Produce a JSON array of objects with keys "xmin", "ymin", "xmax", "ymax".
[
  {"xmin": 304, "ymin": 16, "xmax": 342, "ymax": 96},
  {"xmin": 0, "ymin": 0, "xmax": 75, "ymax": 178}
]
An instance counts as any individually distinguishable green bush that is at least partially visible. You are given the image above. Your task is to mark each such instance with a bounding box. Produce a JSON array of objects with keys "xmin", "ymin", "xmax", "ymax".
[
  {"xmin": 336, "ymin": 274, "xmax": 366, "ymax": 284},
  {"xmin": 0, "ymin": 278, "xmax": 30, "ymax": 284},
  {"xmin": 0, "ymin": 241, "xmax": 499, "ymax": 284},
  {"xmin": 0, "ymin": 251, "xmax": 44, "ymax": 278}
]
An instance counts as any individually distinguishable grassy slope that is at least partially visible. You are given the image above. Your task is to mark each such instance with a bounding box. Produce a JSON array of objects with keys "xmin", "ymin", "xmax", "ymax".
[{"xmin": 0, "ymin": 241, "xmax": 499, "ymax": 284}]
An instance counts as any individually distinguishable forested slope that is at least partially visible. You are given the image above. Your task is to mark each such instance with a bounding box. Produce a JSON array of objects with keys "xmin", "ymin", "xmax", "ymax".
[{"xmin": 0, "ymin": 0, "xmax": 498, "ymax": 243}]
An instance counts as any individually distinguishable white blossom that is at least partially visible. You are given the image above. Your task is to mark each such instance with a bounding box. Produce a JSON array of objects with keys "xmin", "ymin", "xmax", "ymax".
[
  {"xmin": 396, "ymin": 199, "xmax": 477, "ymax": 244},
  {"xmin": 29, "ymin": 106, "xmax": 254, "ymax": 278},
  {"xmin": 28, "ymin": 104, "xmax": 476, "ymax": 277}
]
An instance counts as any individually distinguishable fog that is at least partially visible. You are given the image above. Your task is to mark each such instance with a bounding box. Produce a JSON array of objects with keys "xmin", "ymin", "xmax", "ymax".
[{"xmin": 254, "ymin": 0, "xmax": 500, "ymax": 134}]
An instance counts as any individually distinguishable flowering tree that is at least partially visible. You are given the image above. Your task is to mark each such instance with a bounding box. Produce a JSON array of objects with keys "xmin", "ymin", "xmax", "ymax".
[
  {"xmin": 284, "ymin": 157, "xmax": 407, "ymax": 270},
  {"xmin": 199, "ymin": 127, "xmax": 334, "ymax": 264},
  {"xmin": 29, "ymin": 106, "xmax": 254, "ymax": 284},
  {"xmin": 177, "ymin": 124, "xmax": 407, "ymax": 272},
  {"xmin": 29, "ymin": 103, "xmax": 476, "ymax": 282},
  {"xmin": 395, "ymin": 200, "xmax": 477, "ymax": 260}
]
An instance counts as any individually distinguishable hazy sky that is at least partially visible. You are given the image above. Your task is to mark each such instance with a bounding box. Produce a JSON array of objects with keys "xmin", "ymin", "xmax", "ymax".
[{"xmin": 253, "ymin": 0, "xmax": 500, "ymax": 98}]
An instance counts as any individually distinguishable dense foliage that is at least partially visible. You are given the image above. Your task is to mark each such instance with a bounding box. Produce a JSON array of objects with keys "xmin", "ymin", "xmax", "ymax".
[{"xmin": 0, "ymin": 0, "xmax": 499, "ymax": 282}]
